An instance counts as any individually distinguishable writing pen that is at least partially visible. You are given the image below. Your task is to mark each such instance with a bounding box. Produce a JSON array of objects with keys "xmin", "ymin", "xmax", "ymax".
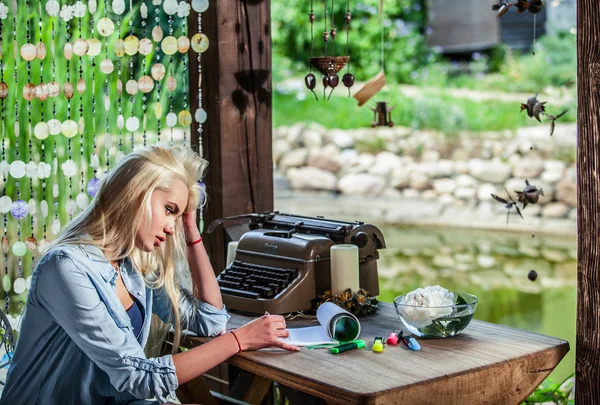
[{"xmin": 330, "ymin": 340, "xmax": 366, "ymax": 354}]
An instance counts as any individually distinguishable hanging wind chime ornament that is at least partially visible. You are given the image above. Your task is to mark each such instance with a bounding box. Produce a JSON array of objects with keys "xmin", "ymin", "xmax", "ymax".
[
  {"xmin": 492, "ymin": 0, "xmax": 544, "ymax": 54},
  {"xmin": 304, "ymin": 0, "xmax": 353, "ymax": 101}
]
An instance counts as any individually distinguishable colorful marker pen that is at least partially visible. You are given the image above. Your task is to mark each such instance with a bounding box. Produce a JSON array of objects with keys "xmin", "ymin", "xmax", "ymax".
[{"xmin": 330, "ymin": 340, "xmax": 366, "ymax": 354}]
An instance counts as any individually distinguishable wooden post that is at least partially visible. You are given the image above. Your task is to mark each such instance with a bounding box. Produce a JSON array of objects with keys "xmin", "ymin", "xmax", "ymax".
[
  {"xmin": 576, "ymin": 0, "xmax": 600, "ymax": 402},
  {"xmin": 189, "ymin": 0, "xmax": 273, "ymax": 273}
]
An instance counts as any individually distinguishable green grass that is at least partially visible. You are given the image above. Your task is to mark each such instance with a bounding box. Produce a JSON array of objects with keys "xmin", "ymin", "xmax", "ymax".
[{"xmin": 273, "ymin": 85, "xmax": 576, "ymax": 133}]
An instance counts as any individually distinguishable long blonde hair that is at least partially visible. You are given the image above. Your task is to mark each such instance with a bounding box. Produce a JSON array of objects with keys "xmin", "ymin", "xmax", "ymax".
[{"xmin": 49, "ymin": 145, "xmax": 207, "ymax": 354}]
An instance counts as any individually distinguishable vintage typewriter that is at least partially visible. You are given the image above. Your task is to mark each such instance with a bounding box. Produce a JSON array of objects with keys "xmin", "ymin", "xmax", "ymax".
[{"xmin": 213, "ymin": 212, "xmax": 386, "ymax": 315}]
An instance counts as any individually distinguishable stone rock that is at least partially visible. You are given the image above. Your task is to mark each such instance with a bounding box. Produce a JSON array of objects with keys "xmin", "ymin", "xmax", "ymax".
[
  {"xmin": 512, "ymin": 158, "xmax": 544, "ymax": 178},
  {"xmin": 272, "ymin": 139, "xmax": 291, "ymax": 164},
  {"xmin": 285, "ymin": 123, "xmax": 305, "ymax": 146},
  {"xmin": 433, "ymin": 178, "xmax": 456, "ymax": 194},
  {"xmin": 468, "ymin": 159, "xmax": 512, "ymax": 183},
  {"xmin": 302, "ymin": 129, "xmax": 323, "ymax": 148},
  {"xmin": 307, "ymin": 145, "xmax": 340, "ymax": 172},
  {"xmin": 409, "ymin": 172, "xmax": 431, "ymax": 191},
  {"xmin": 456, "ymin": 174, "xmax": 477, "ymax": 188},
  {"xmin": 402, "ymin": 188, "xmax": 421, "ymax": 199},
  {"xmin": 337, "ymin": 173, "xmax": 386, "ymax": 196},
  {"xmin": 556, "ymin": 177, "xmax": 576, "ymax": 206},
  {"xmin": 422, "ymin": 150, "xmax": 440, "ymax": 161},
  {"xmin": 454, "ymin": 187, "xmax": 476, "ymax": 200},
  {"xmin": 541, "ymin": 160, "xmax": 566, "ymax": 184},
  {"xmin": 476, "ymin": 254, "xmax": 496, "ymax": 268},
  {"xmin": 389, "ymin": 167, "xmax": 410, "ymax": 189},
  {"xmin": 438, "ymin": 193, "xmax": 454, "ymax": 205},
  {"xmin": 279, "ymin": 148, "xmax": 308, "ymax": 171},
  {"xmin": 328, "ymin": 129, "xmax": 355, "ymax": 149},
  {"xmin": 454, "ymin": 160, "xmax": 469, "ymax": 174},
  {"xmin": 477, "ymin": 183, "xmax": 497, "ymax": 201},
  {"xmin": 541, "ymin": 202, "xmax": 570, "ymax": 218},
  {"xmin": 369, "ymin": 152, "xmax": 405, "ymax": 178},
  {"xmin": 421, "ymin": 190, "xmax": 437, "ymax": 200},
  {"xmin": 287, "ymin": 167, "xmax": 337, "ymax": 191}
]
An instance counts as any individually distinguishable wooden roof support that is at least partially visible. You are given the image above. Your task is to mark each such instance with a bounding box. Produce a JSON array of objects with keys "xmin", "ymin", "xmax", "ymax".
[
  {"xmin": 189, "ymin": 0, "xmax": 273, "ymax": 273},
  {"xmin": 577, "ymin": 0, "xmax": 600, "ymax": 402}
]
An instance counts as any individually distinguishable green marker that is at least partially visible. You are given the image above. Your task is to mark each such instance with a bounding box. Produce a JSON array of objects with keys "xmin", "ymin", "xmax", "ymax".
[{"xmin": 330, "ymin": 340, "xmax": 366, "ymax": 354}]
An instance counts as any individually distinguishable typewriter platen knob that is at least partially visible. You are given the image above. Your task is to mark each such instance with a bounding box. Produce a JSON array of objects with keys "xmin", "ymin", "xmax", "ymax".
[{"xmin": 351, "ymin": 231, "xmax": 368, "ymax": 248}]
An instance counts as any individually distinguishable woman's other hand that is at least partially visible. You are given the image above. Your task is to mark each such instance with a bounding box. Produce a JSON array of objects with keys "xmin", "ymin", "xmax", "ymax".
[{"xmin": 234, "ymin": 315, "xmax": 300, "ymax": 352}]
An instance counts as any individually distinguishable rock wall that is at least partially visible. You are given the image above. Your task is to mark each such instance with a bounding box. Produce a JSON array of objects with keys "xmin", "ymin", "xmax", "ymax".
[{"xmin": 273, "ymin": 123, "xmax": 577, "ymax": 220}]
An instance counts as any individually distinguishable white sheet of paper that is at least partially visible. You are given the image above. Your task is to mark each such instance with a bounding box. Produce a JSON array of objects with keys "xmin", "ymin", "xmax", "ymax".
[{"xmin": 280, "ymin": 325, "xmax": 336, "ymax": 346}]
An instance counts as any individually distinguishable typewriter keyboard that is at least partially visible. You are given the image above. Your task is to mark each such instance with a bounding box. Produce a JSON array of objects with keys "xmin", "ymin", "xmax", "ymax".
[{"xmin": 218, "ymin": 260, "xmax": 299, "ymax": 299}]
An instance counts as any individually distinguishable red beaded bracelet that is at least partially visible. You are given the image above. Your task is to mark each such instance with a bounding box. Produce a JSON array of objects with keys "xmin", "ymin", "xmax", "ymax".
[
  {"xmin": 230, "ymin": 330, "xmax": 242, "ymax": 353},
  {"xmin": 186, "ymin": 237, "xmax": 202, "ymax": 247}
]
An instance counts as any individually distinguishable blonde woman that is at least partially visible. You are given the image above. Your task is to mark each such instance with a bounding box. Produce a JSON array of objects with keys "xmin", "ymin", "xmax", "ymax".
[{"xmin": 0, "ymin": 146, "xmax": 298, "ymax": 405}]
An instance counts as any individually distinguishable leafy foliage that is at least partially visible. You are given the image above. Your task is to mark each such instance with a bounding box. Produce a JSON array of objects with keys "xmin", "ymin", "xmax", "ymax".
[
  {"xmin": 316, "ymin": 288, "xmax": 379, "ymax": 316},
  {"xmin": 271, "ymin": 0, "xmax": 432, "ymax": 83}
]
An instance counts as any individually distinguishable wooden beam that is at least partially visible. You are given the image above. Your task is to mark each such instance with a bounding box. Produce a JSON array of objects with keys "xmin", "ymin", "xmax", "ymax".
[
  {"xmin": 576, "ymin": 0, "xmax": 600, "ymax": 402},
  {"xmin": 189, "ymin": 0, "xmax": 273, "ymax": 273}
]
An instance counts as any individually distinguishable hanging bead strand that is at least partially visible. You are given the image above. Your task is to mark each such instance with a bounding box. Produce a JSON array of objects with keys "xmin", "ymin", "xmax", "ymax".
[
  {"xmin": 75, "ymin": 2, "xmax": 87, "ymax": 218},
  {"xmin": 181, "ymin": 15, "xmax": 189, "ymax": 147},
  {"xmin": 50, "ymin": 17, "xmax": 61, "ymax": 244},
  {"xmin": 191, "ymin": 0, "xmax": 209, "ymax": 156},
  {"xmin": 0, "ymin": 14, "xmax": 8, "ymax": 314},
  {"xmin": 88, "ymin": 0, "xmax": 100, "ymax": 201},
  {"xmin": 164, "ymin": 6, "xmax": 176, "ymax": 147},
  {"xmin": 115, "ymin": 0, "xmax": 124, "ymax": 159},
  {"xmin": 140, "ymin": 0, "xmax": 150, "ymax": 147},
  {"xmin": 154, "ymin": 0, "xmax": 163, "ymax": 144}
]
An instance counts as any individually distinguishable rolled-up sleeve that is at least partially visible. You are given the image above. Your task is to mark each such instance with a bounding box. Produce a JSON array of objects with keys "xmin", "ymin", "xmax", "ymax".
[
  {"xmin": 33, "ymin": 250, "xmax": 178, "ymax": 402},
  {"xmin": 153, "ymin": 284, "xmax": 230, "ymax": 337}
]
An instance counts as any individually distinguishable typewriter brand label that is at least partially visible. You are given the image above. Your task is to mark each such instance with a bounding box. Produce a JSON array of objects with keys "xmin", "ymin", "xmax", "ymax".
[{"xmin": 263, "ymin": 243, "xmax": 278, "ymax": 254}]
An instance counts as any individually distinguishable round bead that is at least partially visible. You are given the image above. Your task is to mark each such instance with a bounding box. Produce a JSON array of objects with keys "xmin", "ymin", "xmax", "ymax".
[
  {"xmin": 2, "ymin": 275, "xmax": 10, "ymax": 292},
  {"xmin": 161, "ymin": 36, "xmax": 178, "ymax": 55},
  {"xmin": 9, "ymin": 161, "xmax": 26, "ymax": 178},
  {"xmin": 35, "ymin": 84, "xmax": 49, "ymax": 101},
  {"xmin": 117, "ymin": 115, "xmax": 125, "ymax": 129},
  {"xmin": 13, "ymin": 277, "xmax": 26, "ymax": 294},
  {"xmin": 73, "ymin": 39, "xmax": 89, "ymax": 56},
  {"xmin": 100, "ymin": 59, "xmax": 115, "ymax": 74},
  {"xmin": 63, "ymin": 82, "xmax": 75, "ymax": 99},
  {"xmin": 124, "ymin": 35, "xmax": 139, "ymax": 56},
  {"xmin": 191, "ymin": 33, "xmax": 209, "ymax": 53},
  {"xmin": 89, "ymin": 0, "xmax": 98, "ymax": 13},
  {"xmin": 178, "ymin": 36, "xmax": 190, "ymax": 53},
  {"xmin": 163, "ymin": 0, "xmax": 178, "ymax": 15},
  {"xmin": 178, "ymin": 110, "xmax": 192, "ymax": 126},
  {"xmin": 23, "ymin": 83, "xmax": 36, "ymax": 101},
  {"xmin": 305, "ymin": 73, "xmax": 316, "ymax": 90},
  {"xmin": 195, "ymin": 108, "xmax": 207, "ymax": 123},
  {"xmin": 98, "ymin": 17, "xmax": 116, "ymax": 37},
  {"xmin": 41, "ymin": 200, "xmax": 49, "ymax": 218},
  {"xmin": 52, "ymin": 219, "xmax": 61, "ymax": 235},
  {"xmin": 192, "ymin": 0, "xmax": 209, "ymax": 12},
  {"xmin": 34, "ymin": 122, "xmax": 50, "ymax": 140},
  {"xmin": 61, "ymin": 120, "xmax": 78, "ymax": 137},
  {"xmin": 151, "ymin": 63, "xmax": 166, "ymax": 80},
  {"xmin": 0, "ymin": 196, "xmax": 12, "ymax": 213},
  {"xmin": 0, "ymin": 82, "xmax": 7, "ymax": 99},
  {"xmin": 12, "ymin": 242, "xmax": 27, "ymax": 257},
  {"xmin": 47, "ymin": 81, "xmax": 61, "ymax": 97},
  {"xmin": 166, "ymin": 112, "xmax": 177, "ymax": 127},
  {"xmin": 166, "ymin": 76, "xmax": 177, "ymax": 91},
  {"xmin": 328, "ymin": 73, "xmax": 339, "ymax": 88},
  {"xmin": 76, "ymin": 192, "xmax": 89, "ymax": 209},
  {"xmin": 138, "ymin": 38, "xmax": 153, "ymax": 55},
  {"xmin": 125, "ymin": 79, "xmax": 139, "ymax": 95},
  {"xmin": 25, "ymin": 237, "xmax": 37, "ymax": 252},
  {"xmin": 126, "ymin": 116, "xmax": 140, "ymax": 132},
  {"xmin": 87, "ymin": 178, "xmax": 100, "ymax": 197},
  {"xmin": 64, "ymin": 42, "xmax": 73, "ymax": 60},
  {"xmin": 20, "ymin": 44, "xmax": 37, "ymax": 61},
  {"xmin": 117, "ymin": 79, "xmax": 123, "ymax": 94},
  {"xmin": 114, "ymin": 39, "xmax": 126, "ymax": 57},
  {"xmin": 138, "ymin": 75, "xmax": 154, "ymax": 93},
  {"xmin": 36, "ymin": 42, "xmax": 47, "ymax": 60},
  {"xmin": 66, "ymin": 199, "xmax": 78, "ymax": 216},
  {"xmin": 342, "ymin": 73, "xmax": 355, "ymax": 87},
  {"xmin": 152, "ymin": 26, "xmax": 163, "ymax": 42},
  {"xmin": 112, "ymin": 0, "xmax": 126, "ymax": 15},
  {"xmin": 10, "ymin": 200, "xmax": 28, "ymax": 220},
  {"xmin": 48, "ymin": 119, "xmax": 62, "ymax": 135},
  {"xmin": 38, "ymin": 239, "xmax": 50, "ymax": 253},
  {"xmin": 77, "ymin": 78, "xmax": 86, "ymax": 94},
  {"xmin": 87, "ymin": 38, "xmax": 102, "ymax": 56},
  {"xmin": 154, "ymin": 102, "xmax": 163, "ymax": 119}
]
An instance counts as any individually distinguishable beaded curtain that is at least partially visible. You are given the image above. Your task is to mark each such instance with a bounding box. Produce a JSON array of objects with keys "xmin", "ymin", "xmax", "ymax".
[{"xmin": 0, "ymin": 0, "xmax": 209, "ymax": 330}]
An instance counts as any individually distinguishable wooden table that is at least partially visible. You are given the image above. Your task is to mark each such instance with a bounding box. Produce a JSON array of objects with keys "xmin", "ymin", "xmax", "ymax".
[{"xmin": 181, "ymin": 302, "xmax": 569, "ymax": 405}]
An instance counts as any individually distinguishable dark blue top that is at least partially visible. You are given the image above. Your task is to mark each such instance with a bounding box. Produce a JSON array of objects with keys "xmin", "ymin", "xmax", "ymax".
[{"xmin": 127, "ymin": 296, "xmax": 145, "ymax": 340}]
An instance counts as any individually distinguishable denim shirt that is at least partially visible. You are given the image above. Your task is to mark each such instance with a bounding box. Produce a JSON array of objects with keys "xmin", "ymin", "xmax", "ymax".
[{"xmin": 0, "ymin": 242, "xmax": 230, "ymax": 405}]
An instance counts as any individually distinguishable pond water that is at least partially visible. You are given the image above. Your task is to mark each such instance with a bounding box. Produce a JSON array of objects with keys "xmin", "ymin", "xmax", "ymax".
[{"xmin": 376, "ymin": 225, "xmax": 576, "ymax": 383}]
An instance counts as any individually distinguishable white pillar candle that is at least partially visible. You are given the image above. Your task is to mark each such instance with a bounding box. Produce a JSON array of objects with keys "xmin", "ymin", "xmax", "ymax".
[
  {"xmin": 226, "ymin": 241, "xmax": 239, "ymax": 268},
  {"xmin": 330, "ymin": 244, "xmax": 360, "ymax": 295}
]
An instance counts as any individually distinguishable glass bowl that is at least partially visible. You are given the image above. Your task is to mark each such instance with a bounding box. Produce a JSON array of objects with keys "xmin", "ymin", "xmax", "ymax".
[{"xmin": 393, "ymin": 292, "xmax": 478, "ymax": 338}]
